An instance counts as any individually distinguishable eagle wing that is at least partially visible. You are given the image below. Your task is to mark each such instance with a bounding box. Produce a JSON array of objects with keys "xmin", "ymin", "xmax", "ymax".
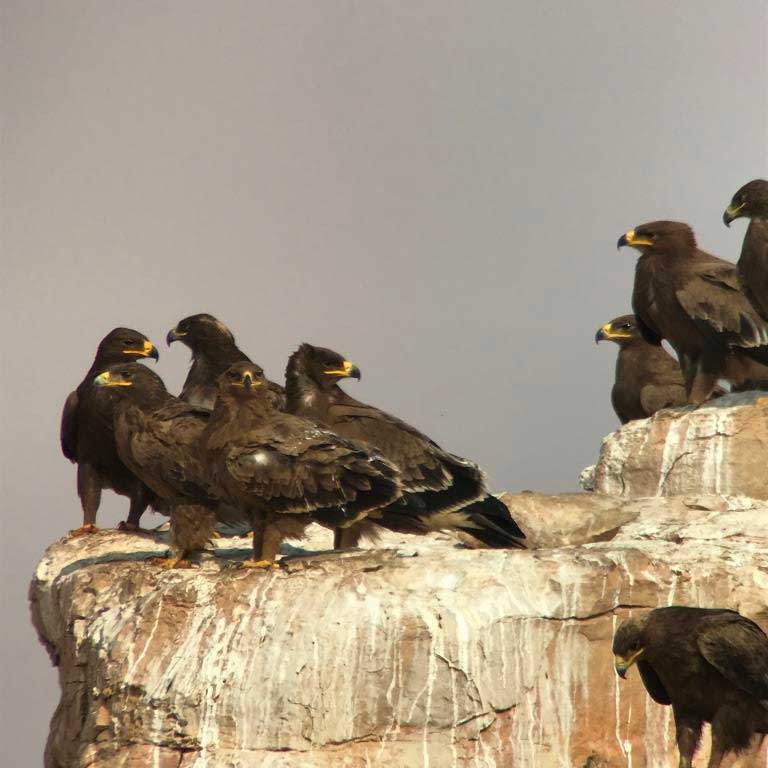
[
  {"xmin": 116, "ymin": 404, "xmax": 213, "ymax": 503},
  {"xmin": 675, "ymin": 260, "xmax": 768, "ymax": 350},
  {"xmin": 60, "ymin": 390, "xmax": 80, "ymax": 461},
  {"xmin": 697, "ymin": 612, "xmax": 768, "ymax": 700},
  {"xmin": 328, "ymin": 403, "xmax": 452, "ymax": 493},
  {"xmin": 224, "ymin": 422, "xmax": 398, "ymax": 518},
  {"xmin": 637, "ymin": 660, "xmax": 672, "ymax": 705}
]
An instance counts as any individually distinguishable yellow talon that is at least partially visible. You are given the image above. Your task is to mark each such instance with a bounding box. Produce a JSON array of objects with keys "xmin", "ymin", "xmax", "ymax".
[
  {"xmin": 69, "ymin": 523, "xmax": 99, "ymax": 537},
  {"xmin": 240, "ymin": 559, "xmax": 279, "ymax": 570},
  {"xmin": 152, "ymin": 557, "xmax": 194, "ymax": 570}
]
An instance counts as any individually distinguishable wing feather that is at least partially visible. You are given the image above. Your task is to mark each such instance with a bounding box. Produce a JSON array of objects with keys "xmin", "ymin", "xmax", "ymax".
[{"xmin": 697, "ymin": 613, "xmax": 768, "ymax": 700}]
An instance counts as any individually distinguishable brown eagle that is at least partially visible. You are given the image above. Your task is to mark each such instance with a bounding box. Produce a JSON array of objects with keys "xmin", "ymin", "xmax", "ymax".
[
  {"xmin": 60, "ymin": 328, "xmax": 159, "ymax": 534},
  {"xmin": 595, "ymin": 314, "xmax": 687, "ymax": 423},
  {"xmin": 94, "ymin": 363, "xmax": 225, "ymax": 567},
  {"xmin": 201, "ymin": 362, "xmax": 402, "ymax": 568},
  {"xmin": 614, "ymin": 607, "xmax": 768, "ymax": 768},
  {"xmin": 618, "ymin": 221, "xmax": 768, "ymax": 404},
  {"xmin": 284, "ymin": 343, "xmax": 526, "ymax": 549},
  {"xmin": 724, "ymin": 179, "xmax": 768, "ymax": 322},
  {"xmin": 166, "ymin": 313, "xmax": 285, "ymax": 409}
]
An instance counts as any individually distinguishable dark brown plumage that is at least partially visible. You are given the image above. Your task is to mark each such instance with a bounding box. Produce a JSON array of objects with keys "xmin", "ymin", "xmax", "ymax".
[
  {"xmin": 285, "ymin": 343, "xmax": 526, "ymax": 549},
  {"xmin": 724, "ymin": 179, "xmax": 768, "ymax": 322},
  {"xmin": 613, "ymin": 607, "xmax": 768, "ymax": 767},
  {"xmin": 94, "ymin": 363, "xmax": 221, "ymax": 566},
  {"xmin": 60, "ymin": 328, "xmax": 159, "ymax": 535},
  {"xmin": 618, "ymin": 221, "xmax": 768, "ymax": 404},
  {"xmin": 201, "ymin": 362, "xmax": 402, "ymax": 567},
  {"xmin": 595, "ymin": 314, "xmax": 687, "ymax": 423},
  {"xmin": 166, "ymin": 313, "xmax": 285, "ymax": 409}
]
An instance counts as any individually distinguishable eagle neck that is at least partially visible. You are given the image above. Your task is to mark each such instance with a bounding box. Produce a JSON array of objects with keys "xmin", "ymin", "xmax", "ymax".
[{"xmin": 284, "ymin": 353, "xmax": 331, "ymax": 419}]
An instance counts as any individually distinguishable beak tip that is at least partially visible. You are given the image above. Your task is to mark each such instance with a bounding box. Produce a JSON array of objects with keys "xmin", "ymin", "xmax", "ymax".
[
  {"xmin": 166, "ymin": 330, "xmax": 176, "ymax": 347},
  {"xmin": 723, "ymin": 212, "xmax": 732, "ymax": 228},
  {"xmin": 617, "ymin": 235, "xmax": 628, "ymax": 249},
  {"xmin": 150, "ymin": 348, "xmax": 160, "ymax": 362}
]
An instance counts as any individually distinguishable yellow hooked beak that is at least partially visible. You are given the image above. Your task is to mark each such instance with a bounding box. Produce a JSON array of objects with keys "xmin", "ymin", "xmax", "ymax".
[
  {"xmin": 617, "ymin": 229, "xmax": 654, "ymax": 249},
  {"xmin": 595, "ymin": 322, "xmax": 633, "ymax": 343},
  {"xmin": 614, "ymin": 648, "xmax": 645, "ymax": 678},
  {"xmin": 93, "ymin": 370, "xmax": 132, "ymax": 387},
  {"xmin": 122, "ymin": 339, "xmax": 159, "ymax": 360},
  {"xmin": 723, "ymin": 201, "xmax": 746, "ymax": 227},
  {"xmin": 241, "ymin": 372, "xmax": 262, "ymax": 390},
  {"xmin": 324, "ymin": 360, "xmax": 361, "ymax": 380}
]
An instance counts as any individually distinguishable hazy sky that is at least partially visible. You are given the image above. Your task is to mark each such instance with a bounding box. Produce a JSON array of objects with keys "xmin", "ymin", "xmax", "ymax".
[{"xmin": 2, "ymin": 1, "xmax": 767, "ymax": 762}]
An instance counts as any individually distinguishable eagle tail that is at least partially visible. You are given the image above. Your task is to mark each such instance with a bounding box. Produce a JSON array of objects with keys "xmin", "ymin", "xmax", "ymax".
[{"xmin": 452, "ymin": 495, "xmax": 527, "ymax": 549}]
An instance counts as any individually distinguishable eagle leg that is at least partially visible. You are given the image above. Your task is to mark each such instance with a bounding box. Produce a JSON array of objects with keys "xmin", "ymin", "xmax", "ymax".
[
  {"xmin": 334, "ymin": 525, "xmax": 363, "ymax": 549},
  {"xmin": 674, "ymin": 715, "xmax": 702, "ymax": 768},
  {"xmin": 120, "ymin": 485, "xmax": 152, "ymax": 532},
  {"xmin": 251, "ymin": 511, "xmax": 267, "ymax": 563},
  {"xmin": 688, "ymin": 369, "xmax": 719, "ymax": 406},
  {"xmin": 69, "ymin": 523, "xmax": 99, "ymax": 537},
  {"xmin": 76, "ymin": 463, "xmax": 102, "ymax": 531}
]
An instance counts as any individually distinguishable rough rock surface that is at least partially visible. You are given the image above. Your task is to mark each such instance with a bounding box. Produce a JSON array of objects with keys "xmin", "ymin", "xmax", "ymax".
[
  {"xmin": 31, "ymin": 492, "xmax": 768, "ymax": 767},
  {"xmin": 593, "ymin": 391, "xmax": 768, "ymax": 499}
]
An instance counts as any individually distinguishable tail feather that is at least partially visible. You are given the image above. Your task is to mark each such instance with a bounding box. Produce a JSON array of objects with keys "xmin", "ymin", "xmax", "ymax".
[{"xmin": 449, "ymin": 495, "xmax": 527, "ymax": 549}]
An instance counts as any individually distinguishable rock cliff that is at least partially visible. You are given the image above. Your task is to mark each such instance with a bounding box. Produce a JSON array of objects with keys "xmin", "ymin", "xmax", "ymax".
[
  {"xmin": 30, "ymin": 396, "xmax": 768, "ymax": 767},
  {"xmin": 593, "ymin": 391, "xmax": 768, "ymax": 499}
]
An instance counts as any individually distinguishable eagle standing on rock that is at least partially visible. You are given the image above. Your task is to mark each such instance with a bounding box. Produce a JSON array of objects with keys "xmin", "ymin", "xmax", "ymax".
[
  {"xmin": 285, "ymin": 343, "xmax": 526, "ymax": 549},
  {"xmin": 94, "ymin": 363, "xmax": 224, "ymax": 568},
  {"xmin": 723, "ymin": 179, "xmax": 768, "ymax": 322},
  {"xmin": 595, "ymin": 314, "xmax": 687, "ymax": 423},
  {"xmin": 201, "ymin": 362, "xmax": 403, "ymax": 568},
  {"xmin": 614, "ymin": 607, "xmax": 768, "ymax": 768},
  {"xmin": 60, "ymin": 328, "xmax": 160, "ymax": 535},
  {"xmin": 618, "ymin": 221, "xmax": 768, "ymax": 404},
  {"xmin": 166, "ymin": 313, "xmax": 285, "ymax": 409}
]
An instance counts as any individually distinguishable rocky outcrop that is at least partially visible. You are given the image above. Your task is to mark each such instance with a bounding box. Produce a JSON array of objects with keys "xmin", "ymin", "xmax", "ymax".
[
  {"xmin": 31, "ymin": 491, "xmax": 768, "ymax": 768},
  {"xmin": 593, "ymin": 391, "xmax": 768, "ymax": 499}
]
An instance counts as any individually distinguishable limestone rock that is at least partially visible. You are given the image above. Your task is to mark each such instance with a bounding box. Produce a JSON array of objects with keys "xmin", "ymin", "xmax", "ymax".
[
  {"xmin": 593, "ymin": 391, "xmax": 768, "ymax": 499},
  {"xmin": 31, "ymin": 494, "xmax": 768, "ymax": 767}
]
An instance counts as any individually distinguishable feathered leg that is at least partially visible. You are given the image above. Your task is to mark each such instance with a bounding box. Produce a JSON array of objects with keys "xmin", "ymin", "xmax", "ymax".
[
  {"xmin": 119, "ymin": 484, "xmax": 151, "ymax": 532},
  {"xmin": 241, "ymin": 510, "xmax": 278, "ymax": 569},
  {"xmin": 674, "ymin": 714, "xmax": 702, "ymax": 768},
  {"xmin": 70, "ymin": 463, "xmax": 102, "ymax": 536}
]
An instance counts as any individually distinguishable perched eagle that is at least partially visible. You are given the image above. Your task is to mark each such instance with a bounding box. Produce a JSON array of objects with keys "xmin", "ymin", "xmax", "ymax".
[
  {"xmin": 200, "ymin": 362, "xmax": 402, "ymax": 568},
  {"xmin": 724, "ymin": 179, "xmax": 768, "ymax": 322},
  {"xmin": 595, "ymin": 314, "xmax": 687, "ymax": 423},
  {"xmin": 166, "ymin": 313, "xmax": 285, "ymax": 409},
  {"xmin": 614, "ymin": 607, "xmax": 768, "ymax": 768},
  {"xmin": 618, "ymin": 221, "xmax": 768, "ymax": 404},
  {"xmin": 60, "ymin": 328, "xmax": 159, "ymax": 534},
  {"xmin": 284, "ymin": 343, "xmax": 526, "ymax": 549},
  {"xmin": 94, "ymin": 363, "xmax": 224, "ymax": 567}
]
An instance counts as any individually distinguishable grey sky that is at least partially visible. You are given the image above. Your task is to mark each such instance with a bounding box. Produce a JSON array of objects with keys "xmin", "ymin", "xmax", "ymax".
[{"xmin": 2, "ymin": 1, "xmax": 767, "ymax": 762}]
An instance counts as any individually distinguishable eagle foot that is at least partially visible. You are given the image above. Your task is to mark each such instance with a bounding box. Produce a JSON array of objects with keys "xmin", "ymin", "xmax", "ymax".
[
  {"xmin": 69, "ymin": 523, "xmax": 99, "ymax": 537},
  {"xmin": 151, "ymin": 557, "xmax": 195, "ymax": 570},
  {"xmin": 117, "ymin": 521, "xmax": 143, "ymax": 533},
  {"xmin": 239, "ymin": 559, "xmax": 279, "ymax": 570}
]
